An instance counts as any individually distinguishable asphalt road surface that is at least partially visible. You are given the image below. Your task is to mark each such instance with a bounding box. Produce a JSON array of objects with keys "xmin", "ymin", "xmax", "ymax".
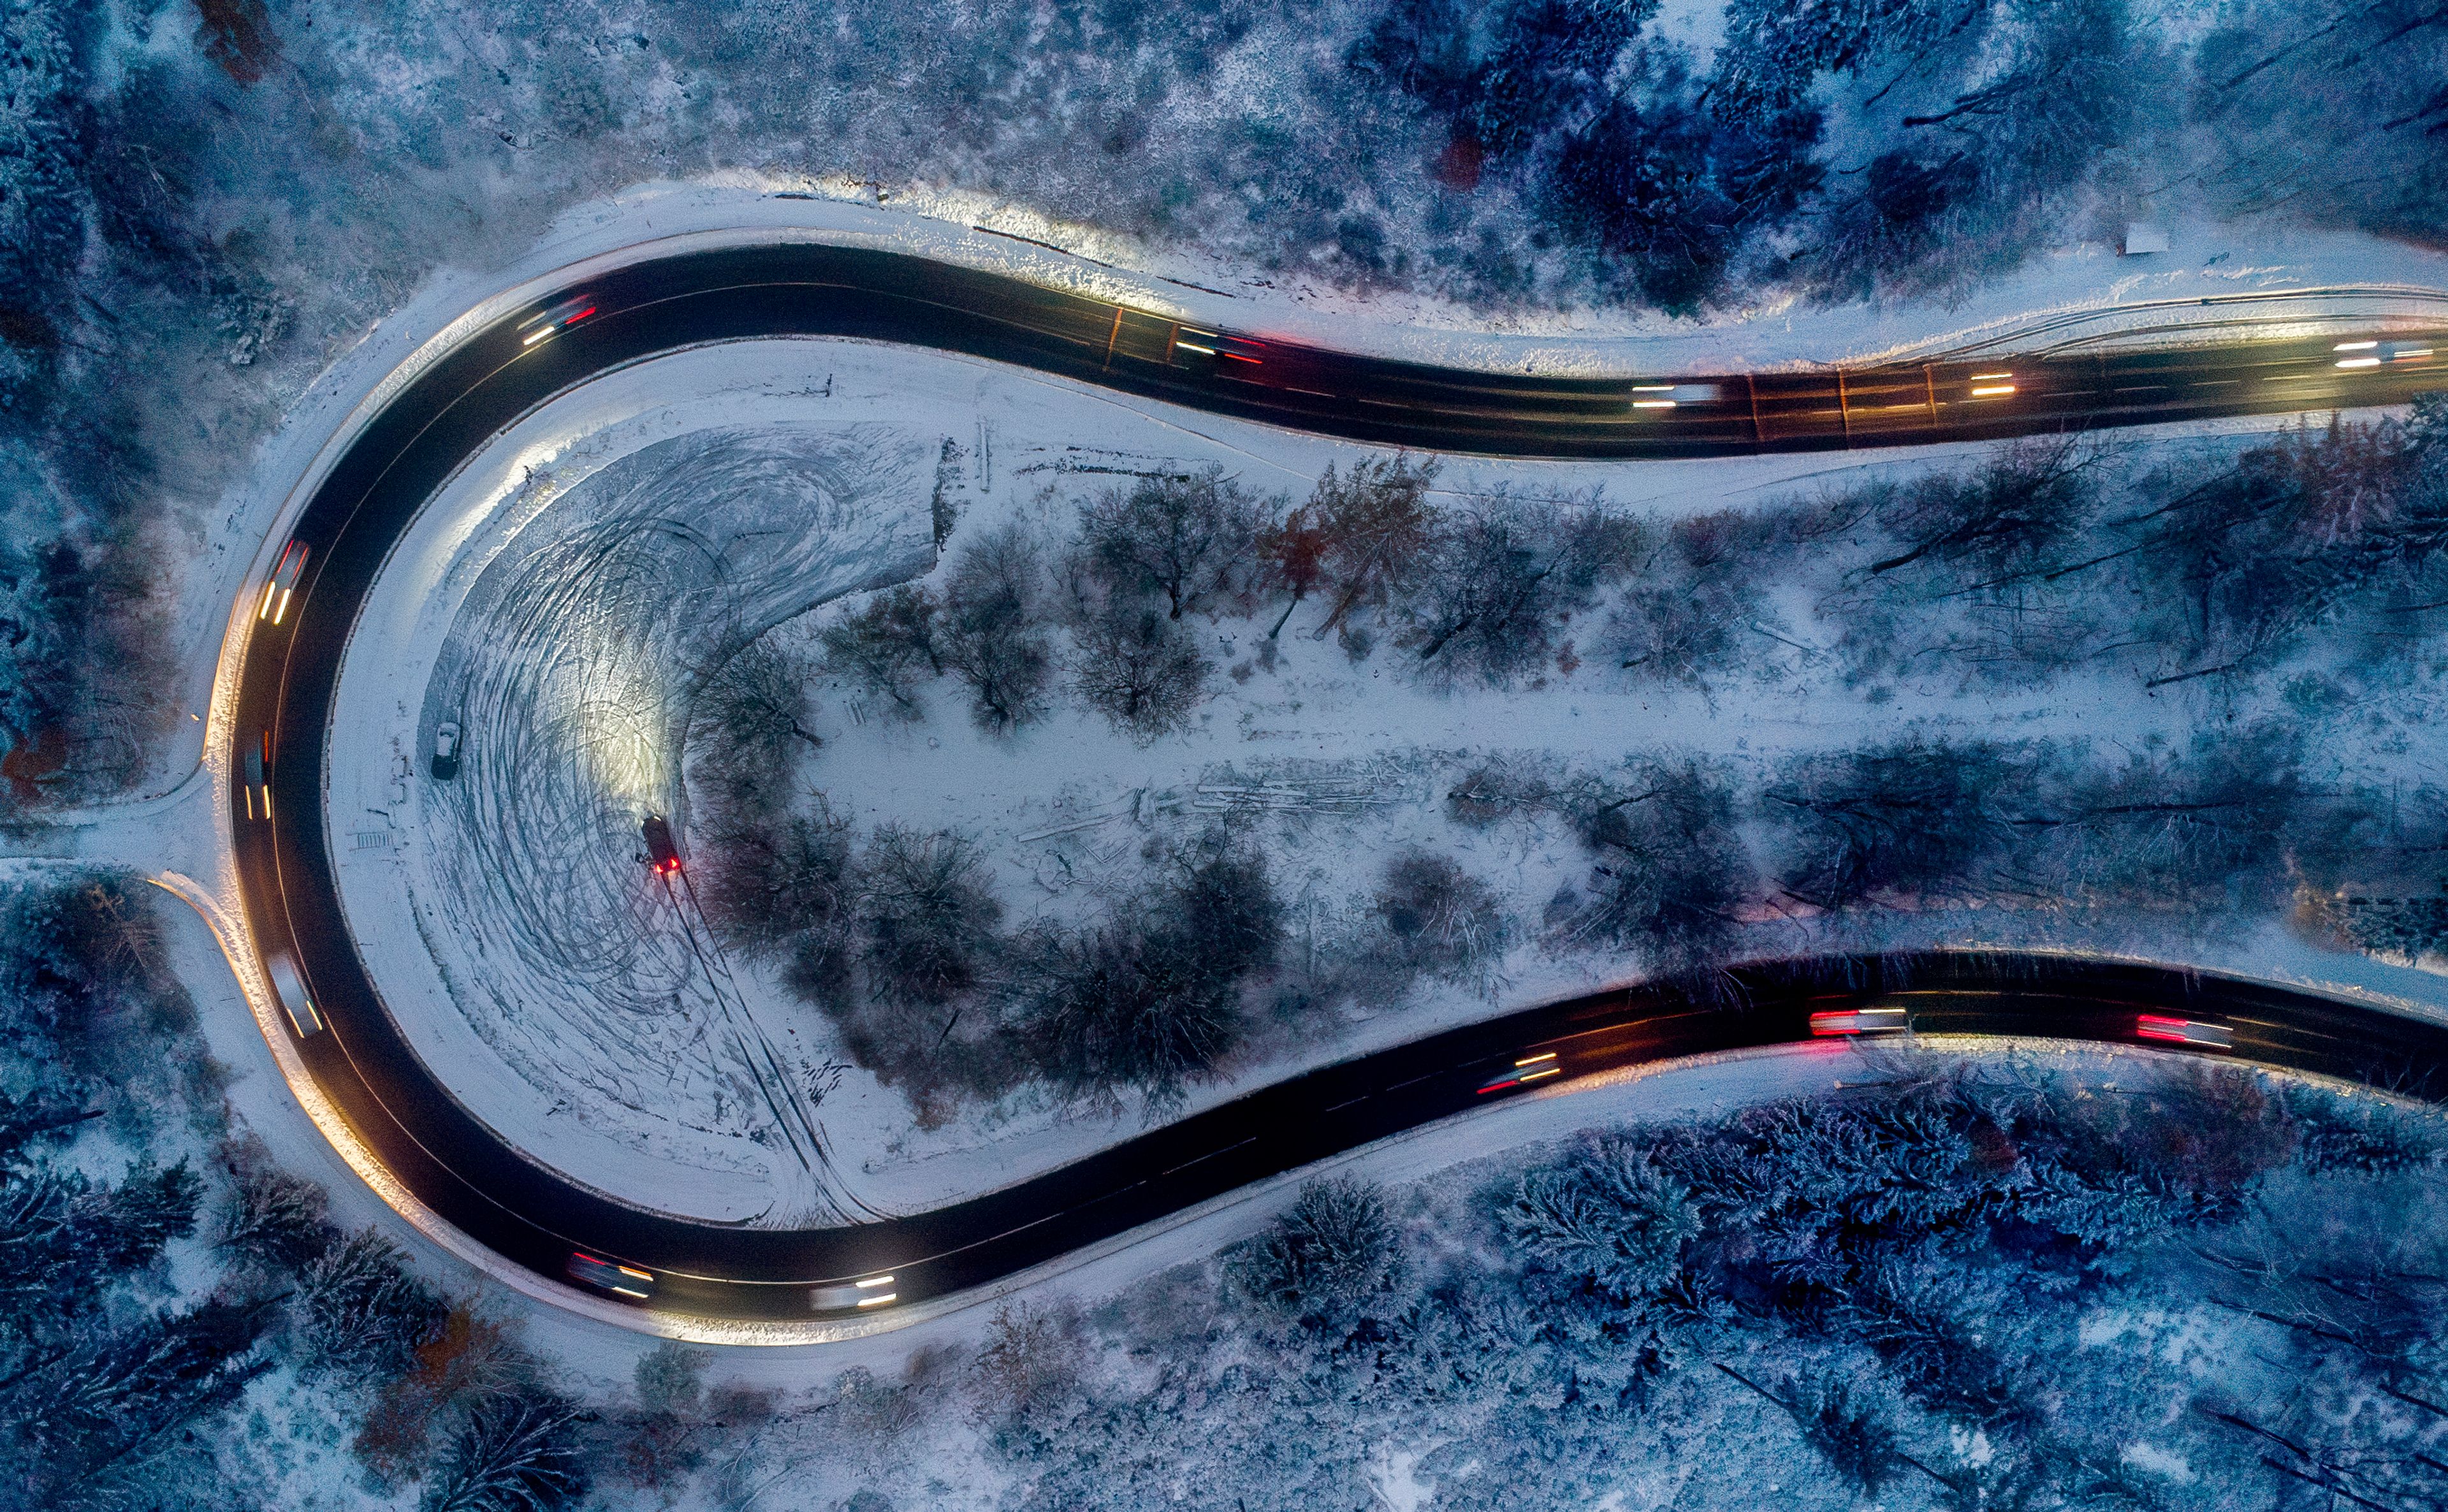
[{"xmin": 232, "ymin": 244, "xmax": 2448, "ymax": 1322}]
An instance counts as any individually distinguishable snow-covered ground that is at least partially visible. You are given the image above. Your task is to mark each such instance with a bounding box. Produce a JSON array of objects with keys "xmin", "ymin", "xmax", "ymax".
[
  {"xmin": 8, "ymin": 169, "xmax": 2420, "ymax": 1322},
  {"xmin": 143, "ymin": 182, "xmax": 2448, "ymax": 813},
  {"xmin": 324, "ymin": 313, "xmax": 2448, "ymax": 1235}
]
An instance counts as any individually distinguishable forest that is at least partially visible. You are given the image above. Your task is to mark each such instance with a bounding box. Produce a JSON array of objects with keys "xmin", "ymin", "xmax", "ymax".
[
  {"xmin": 982, "ymin": 1055, "xmax": 2448, "ymax": 1511},
  {"xmin": 10, "ymin": 866, "xmax": 2443, "ymax": 1512}
]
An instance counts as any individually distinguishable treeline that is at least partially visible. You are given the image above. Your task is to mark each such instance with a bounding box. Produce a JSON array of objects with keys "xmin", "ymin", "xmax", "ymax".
[
  {"xmin": 1, "ymin": 3, "xmax": 273, "ymax": 801},
  {"xmin": 0, "ymin": 873, "xmax": 643, "ymax": 1511},
  {"xmin": 1337, "ymin": 0, "xmax": 2446, "ymax": 310},
  {"xmin": 990, "ymin": 1059, "xmax": 2447, "ymax": 1511},
  {"xmin": 819, "ymin": 454, "xmax": 1628, "ymax": 739},
  {"xmin": 817, "ymin": 406, "xmax": 2448, "ymax": 740}
]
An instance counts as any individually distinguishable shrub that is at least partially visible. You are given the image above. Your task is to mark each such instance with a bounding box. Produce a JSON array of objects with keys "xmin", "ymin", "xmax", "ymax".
[
  {"xmin": 1077, "ymin": 466, "xmax": 1273, "ymax": 620},
  {"xmin": 856, "ymin": 825, "xmax": 1002, "ymax": 1007},
  {"xmin": 1371, "ymin": 850, "xmax": 1510, "ymax": 985},
  {"xmin": 938, "ymin": 524, "xmax": 1052, "ymax": 732},
  {"xmin": 819, "ymin": 583, "xmax": 942, "ymax": 718},
  {"xmin": 1234, "ymin": 1177, "xmax": 1406, "ymax": 1318},
  {"xmin": 1445, "ymin": 758, "xmax": 1555, "ymax": 827},
  {"xmin": 1068, "ymin": 599, "xmax": 1211, "ymax": 739}
]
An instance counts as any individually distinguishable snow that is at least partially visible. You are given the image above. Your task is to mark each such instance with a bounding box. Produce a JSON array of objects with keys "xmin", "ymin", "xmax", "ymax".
[
  {"xmin": 135, "ymin": 177, "xmax": 2448, "ymax": 815},
  {"xmin": 0, "ymin": 168, "xmax": 2420, "ymax": 1340},
  {"xmin": 309, "ymin": 299, "xmax": 2448, "ymax": 1238}
]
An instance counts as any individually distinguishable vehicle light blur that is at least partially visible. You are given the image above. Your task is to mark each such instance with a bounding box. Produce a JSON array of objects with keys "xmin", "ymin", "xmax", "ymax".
[
  {"xmin": 2134, "ymin": 1014, "xmax": 2233, "ymax": 1048},
  {"xmin": 1809, "ymin": 1007, "xmax": 1908, "ymax": 1036}
]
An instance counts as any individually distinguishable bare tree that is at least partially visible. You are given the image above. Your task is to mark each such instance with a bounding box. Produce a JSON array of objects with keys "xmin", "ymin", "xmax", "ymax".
[
  {"xmin": 689, "ymin": 640, "xmax": 820, "ymax": 812},
  {"xmin": 818, "ymin": 584, "xmax": 942, "ymax": 718},
  {"xmin": 1068, "ymin": 600, "xmax": 1211, "ymax": 739},
  {"xmin": 1565, "ymin": 760, "xmax": 1755, "ymax": 967},
  {"xmin": 1410, "ymin": 492, "xmax": 1627, "ymax": 683},
  {"xmin": 696, "ymin": 803, "xmax": 853, "ymax": 970},
  {"xmin": 1608, "ymin": 510, "xmax": 1775, "ymax": 691},
  {"xmin": 1077, "ymin": 466, "xmax": 1275, "ymax": 620},
  {"xmin": 1306, "ymin": 454, "xmax": 1441, "ymax": 639},
  {"xmin": 937, "ymin": 524, "xmax": 1052, "ymax": 732},
  {"xmin": 1763, "ymin": 740, "xmax": 2027, "ymax": 910},
  {"xmin": 856, "ymin": 825, "xmax": 1002, "ymax": 1008}
]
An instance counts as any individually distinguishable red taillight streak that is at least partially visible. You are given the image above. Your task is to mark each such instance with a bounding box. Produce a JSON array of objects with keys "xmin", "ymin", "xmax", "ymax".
[
  {"xmin": 2134, "ymin": 1015, "xmax": 2192, "ymax": 1043},
  {"xmin": 1220, "ymin": 351, "xmax": 1262, "ymax": 364},
  {"xmin": 566, "ymin": 306, "xmax": 596, "ymax": 323},
  {"xmin": 1477, "ymin": 1079, "xmax": 1518, "ymax": 1095}
]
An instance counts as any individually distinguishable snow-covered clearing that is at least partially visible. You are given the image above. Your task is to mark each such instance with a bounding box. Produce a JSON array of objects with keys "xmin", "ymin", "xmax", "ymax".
[{"xmin": 325, "ymin": 314, "xmax": 2448, "ymax": 1232}]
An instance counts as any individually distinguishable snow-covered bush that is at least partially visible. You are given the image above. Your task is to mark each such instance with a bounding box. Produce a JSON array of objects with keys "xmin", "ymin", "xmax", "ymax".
[
  {"xmin": 854, "ymin": 824, "xmax": 1003, "ymax": 1009},
  {"xmin": 1233, "ymin": 1175, "xmax": 1406, "ymax": 1319},
  {"xmin": 938, "ymin": 523, "xmax": 1054, "ymax": 733}
]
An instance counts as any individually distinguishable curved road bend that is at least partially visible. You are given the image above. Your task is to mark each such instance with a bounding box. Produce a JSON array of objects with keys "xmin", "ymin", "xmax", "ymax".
[{"xmin": 235, "ymin": 245, "xmax": 2448, "ymax": 1323}]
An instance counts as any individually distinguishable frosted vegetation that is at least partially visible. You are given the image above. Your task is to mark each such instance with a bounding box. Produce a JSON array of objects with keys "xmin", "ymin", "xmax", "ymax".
[
  {"xmin": 4, "ymin": 0, "xmax": 2447, "ymax": 796},
  {"xmin": 14, "ymin": 869, "xmax": 2448, "ymax": 1511},
  {"xmin": 0, "ymin": 873, "xmax": 592, "ymax": 1511},
  {"xmin": 959, "ymin": 1058, "xmax": 2448, "ymax": 1512},
  {"xmin": 692, "ymin": 403, "xmax": 2448, "ymax": 1121}
]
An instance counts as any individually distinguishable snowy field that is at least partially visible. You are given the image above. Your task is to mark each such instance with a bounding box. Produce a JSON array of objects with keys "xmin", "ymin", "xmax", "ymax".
[{"xmin": 326, "ymin": 323, "xmax": 2448, "ymax": 1230}]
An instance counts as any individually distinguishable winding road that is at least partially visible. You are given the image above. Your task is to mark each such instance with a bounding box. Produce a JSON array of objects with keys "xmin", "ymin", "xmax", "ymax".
[{"xmin": 233, "ymin": 242, "xmax": 2448, "ymax": 1324}]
